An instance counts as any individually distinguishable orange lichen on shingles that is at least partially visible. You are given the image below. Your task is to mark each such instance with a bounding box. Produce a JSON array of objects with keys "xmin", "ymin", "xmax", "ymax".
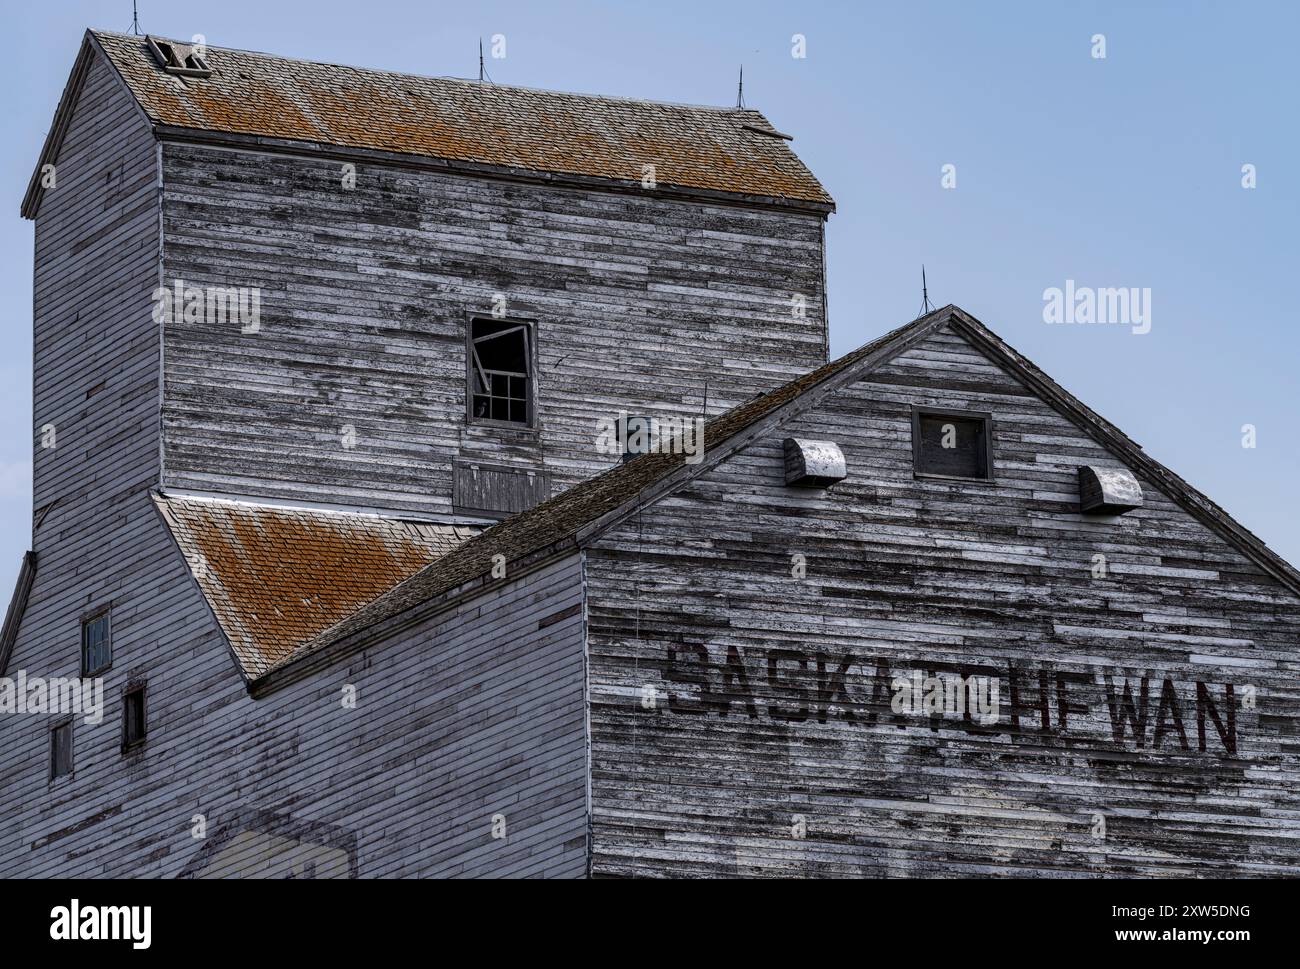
[
  {"xmin": 156, "ymin": 496, "xmax": 475, "ymax": 676},
  {"xmin": 190, "ymin": 77, "xmax": 325, "ymax": 141},
  {"xmin": 90, "ymin": 30, "xmax": 832, "ymax": 206}
]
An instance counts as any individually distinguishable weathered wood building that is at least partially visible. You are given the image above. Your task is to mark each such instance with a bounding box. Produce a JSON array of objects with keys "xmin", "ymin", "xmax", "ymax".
[{"xmin": 2, "ymin": 30, "xmax": 1297, "ymax": 878}]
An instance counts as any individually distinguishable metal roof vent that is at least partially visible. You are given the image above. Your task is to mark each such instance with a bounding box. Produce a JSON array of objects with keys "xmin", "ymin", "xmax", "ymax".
[
  {"xmin": 1078, "ymin": 466, "xmax": 1143, "ymax": 515},
  {"xmin": 147, "ymin": 37, "xmax": 213, "ymax": 78},
  {"xmin": 783, "ymin": 438, "xmax": 846, "ymax": 487}
]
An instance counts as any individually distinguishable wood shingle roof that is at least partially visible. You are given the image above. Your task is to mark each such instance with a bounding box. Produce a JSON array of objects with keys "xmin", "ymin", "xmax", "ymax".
[
  {"xmin": 63, "ymin": 30, "xmax": 832, "ymax": 211},
  {"xmin": 154, "ymin": 494, "xmax": 478, "ymax": 678}
]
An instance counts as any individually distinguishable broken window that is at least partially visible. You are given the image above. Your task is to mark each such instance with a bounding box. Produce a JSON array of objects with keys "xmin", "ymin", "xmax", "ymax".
[{"xmin": 469, "ymin": 319, "xmax": 533, "ymax": 425}]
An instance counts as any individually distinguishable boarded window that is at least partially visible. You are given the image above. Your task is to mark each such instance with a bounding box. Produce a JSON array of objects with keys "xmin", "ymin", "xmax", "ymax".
[
  {"xmin": 453, "ymin": 460, "xmax": 551, "ymax": 519},
  {"xmin": 469, "ymin": 319, "xmax": 532, "ymax": 425},
  {"xmin": 123, "ymin": 684, "xmax": 147, "ymax": 750},
  {"xmin": 912, "ymin": 408, "xmax": 993, "ymax": 480},
  {"xmin": 50, "ymin": 721, "xmax": 73, "ymax": 779},
  {"xmin": 81, "ymin": 611, "xmax": 111, "ymax": 676}
]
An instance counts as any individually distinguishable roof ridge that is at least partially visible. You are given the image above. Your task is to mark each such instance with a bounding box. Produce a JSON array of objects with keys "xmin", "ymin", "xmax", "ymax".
[
  {"xmin": 946, "ymin": 309, "xmax": 1300, "ymax": 595},
  {"xmin": 88, "ymin": 28, "xmax": 770, "ymax": 116}
]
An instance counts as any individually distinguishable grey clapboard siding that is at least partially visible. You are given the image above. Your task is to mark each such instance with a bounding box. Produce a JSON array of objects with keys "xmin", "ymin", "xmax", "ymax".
[
  {"xmin": 2, "ymin": 537, "xmax": 588, "ymax": 878},
  {"xmin": 583, "ymin": 324, "xmax": 1300, "ymax": 877},
  {"xmin": 157, "ymin": 143, "xmax": 828, "ymax": 515},
  {"xmin": 31, "ymin": 52, "xmax": 160, "ymax": 523},
  {"xmin": 0, "ymin": 46, "xmax": 167, "ymax": 873},
  {"xmin": 6, "ymin": 49, "xmax": 591, "ymax": 879}
]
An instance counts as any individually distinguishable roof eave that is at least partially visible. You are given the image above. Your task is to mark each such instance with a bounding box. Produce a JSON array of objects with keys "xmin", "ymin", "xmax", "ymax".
[
  {"xmin": 0, "ymin": 551, "xmax": 37, "ymax": 677},
  {"xmin": 21, "ymin": 33, "xmax": 94, "ymax": 220},
  {"xmin": 152, "ymin": 123, "xmax": 835, "ymax": 216},
  {"xmin": 22, "ymin": 30, "xmax": 158, "ymax": 221}
]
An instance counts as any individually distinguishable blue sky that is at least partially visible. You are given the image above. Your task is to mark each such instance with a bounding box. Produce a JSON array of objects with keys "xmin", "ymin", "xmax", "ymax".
[{"xmin": 4, "ymin": 0, "xmax": 1297, "ymax": 595}]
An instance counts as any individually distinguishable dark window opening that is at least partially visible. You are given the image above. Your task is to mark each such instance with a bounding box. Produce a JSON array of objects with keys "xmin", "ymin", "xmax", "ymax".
[
  {"xmin": 50, "ymin": 721, "xmax": 73, "ymax": 779},
  {"xmin": 469, "ymin": 319, "xmax": 532, "ymax": 425},
  {"xmin": 912, "ymin": 408, "xmax": 993, "ymax": 481},
  {"xmin": 81, "ymin": 611, "xmax": 111, "ymax": 677},
  {"xmin": 123, "ymin": 684, "xmax": 147, "ymax": 751}
]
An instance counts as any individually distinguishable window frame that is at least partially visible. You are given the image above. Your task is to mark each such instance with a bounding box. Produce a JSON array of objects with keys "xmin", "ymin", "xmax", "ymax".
[
  {"xmin": 121, "ymin": 680, "xmax": 148, "ymax": 753},
  {"xmin": 466, "ymin": 316, "xmax": 538, "ymax": 430},
  {"xmin": 910, "ymin": 405, "xmax": 996, "ymax": 483},
  {"xmin": 49, "ymin": 718, "xmax": 74, "ymax": 781},
  {"xmin": 80, "ymin": 608, "xmax": 112, "ymax": 677}
]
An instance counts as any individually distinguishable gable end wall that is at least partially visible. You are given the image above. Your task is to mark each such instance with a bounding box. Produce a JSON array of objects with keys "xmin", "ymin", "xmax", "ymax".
[{"xmin": 583, "ymin": 323, "xmax": 1300, "ymax": 877}]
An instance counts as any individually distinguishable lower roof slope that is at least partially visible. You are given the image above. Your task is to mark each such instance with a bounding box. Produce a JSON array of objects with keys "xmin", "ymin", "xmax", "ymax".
[{"xmin": 154, "ymin": 494, "xmax": 478, "ymax": 678}]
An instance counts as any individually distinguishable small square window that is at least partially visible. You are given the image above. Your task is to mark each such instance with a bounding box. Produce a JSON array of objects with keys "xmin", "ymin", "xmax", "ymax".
[
  {"xmin": 911, "ymin": 407, "xmax": 993, "ymax": 481},
  {"xmin": 122, "ymin": 684, "xmax": 147, "ymax": 751},
  {"xmin": 81, "ymin": 611, "xmax": 111, "ymax": 676},
  {"xmin": 469, "ymin": 318, "xmax": 533, "ymax": 426},
  {"xmin": 50, "ymin": 721, "xmax": 73, "ymax": 779}
]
